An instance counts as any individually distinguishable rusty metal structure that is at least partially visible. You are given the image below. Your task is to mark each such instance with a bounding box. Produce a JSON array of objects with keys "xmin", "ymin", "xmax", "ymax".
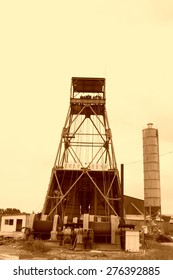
[{"xmin": 41, "ymin": 77, "xmax": 121, "ymax": 229}]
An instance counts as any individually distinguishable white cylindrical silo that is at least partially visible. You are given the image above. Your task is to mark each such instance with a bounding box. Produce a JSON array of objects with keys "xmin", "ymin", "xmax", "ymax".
[{"xmin": 142, "ymin": 123, "xmax": 161, "ymax": 219}]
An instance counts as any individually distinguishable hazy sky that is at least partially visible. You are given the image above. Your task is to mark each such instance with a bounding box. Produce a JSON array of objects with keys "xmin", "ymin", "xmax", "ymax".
[{"xmin": 1, "ymin": 0, "xmax": 173, "ymax": 214}]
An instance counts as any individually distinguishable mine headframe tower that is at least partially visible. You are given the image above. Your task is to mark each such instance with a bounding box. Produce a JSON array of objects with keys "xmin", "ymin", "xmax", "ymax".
[{"xmin": 41, "ymin": 77, "xmax": 121, "ymax": 223}]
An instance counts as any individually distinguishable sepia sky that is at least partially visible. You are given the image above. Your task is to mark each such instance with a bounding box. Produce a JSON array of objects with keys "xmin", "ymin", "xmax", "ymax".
[{"xmin": 0, "ymin": 0, "xmax": 173, "ymax": 214}]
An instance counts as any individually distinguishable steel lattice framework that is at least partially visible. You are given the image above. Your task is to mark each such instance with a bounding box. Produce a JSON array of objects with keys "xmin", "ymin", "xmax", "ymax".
[{"xmin": 41, "ymin": 77, "xmax": 121, "ymax": 222}]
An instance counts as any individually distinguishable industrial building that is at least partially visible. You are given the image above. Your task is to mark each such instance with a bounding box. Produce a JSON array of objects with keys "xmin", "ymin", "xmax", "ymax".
[
  {"xmin": 1, "ymin": 77, "xmax": 170, "ymax": 251},
  {"xmin": 39, "ymin": 77, "xmax": 123, "ymax": 247},
  {"xmin": 31, "ymin": 78, "xmax": 164, "ymax": 249}
]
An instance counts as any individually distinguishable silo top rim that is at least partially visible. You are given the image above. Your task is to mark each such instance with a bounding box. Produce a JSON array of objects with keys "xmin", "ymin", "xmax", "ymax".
[
  {"xmin": 143, "ymin": 123, "xmax": 157, "ymax": 131},
  {"xmin": 147, "ymin": 123, "xmax": 153, "ymax": 128},
  {"xmin": 142, "ymin": 123, "xmax": 158, "ymax": 132}
]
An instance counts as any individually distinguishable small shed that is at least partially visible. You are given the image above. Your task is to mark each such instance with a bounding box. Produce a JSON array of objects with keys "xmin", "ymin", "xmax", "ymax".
[{"xmin": 0, "ymin": 214, "xmax": 30, "ymax": 238}]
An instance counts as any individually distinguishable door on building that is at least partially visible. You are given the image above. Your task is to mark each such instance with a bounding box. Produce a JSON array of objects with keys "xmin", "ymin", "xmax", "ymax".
[{"xmin": 16, "ymin": 219, "xmax": 23, "ymax": 231}]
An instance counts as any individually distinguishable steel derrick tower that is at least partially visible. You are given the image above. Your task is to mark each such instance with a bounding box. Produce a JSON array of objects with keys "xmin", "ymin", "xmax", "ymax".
[{"xmin": 41, "ymin": 77, "xmax": 121, "ymax": 222}]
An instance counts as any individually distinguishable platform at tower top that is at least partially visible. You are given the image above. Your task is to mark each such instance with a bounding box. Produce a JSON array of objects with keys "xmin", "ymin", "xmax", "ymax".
[{"xmin": 70, "ymin": 77, "xmax": 106, "ymax": 115}]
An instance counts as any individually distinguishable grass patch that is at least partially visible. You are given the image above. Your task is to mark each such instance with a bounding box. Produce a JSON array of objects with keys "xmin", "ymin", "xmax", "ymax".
[
  {"xmin": 21, "ymin": 238, "xmax": 50, "ymax": 254},
  {"xmin": 146, "ymin": 240, "xmax": 173, "ymax": 260}
]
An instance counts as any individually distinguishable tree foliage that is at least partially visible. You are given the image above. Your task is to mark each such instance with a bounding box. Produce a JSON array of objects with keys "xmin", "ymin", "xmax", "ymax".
[{"xmin": 0, "ymin": 208, "xmax": 21, "ymax": 215}]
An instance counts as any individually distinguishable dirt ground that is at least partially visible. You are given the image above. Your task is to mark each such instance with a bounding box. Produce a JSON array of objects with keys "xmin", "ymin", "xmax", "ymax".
[{"xmin": 0, "ymin": 238, "xmax": 173, "ymax": 260}]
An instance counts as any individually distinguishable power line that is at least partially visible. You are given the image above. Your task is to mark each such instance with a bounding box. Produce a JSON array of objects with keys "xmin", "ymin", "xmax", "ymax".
[{"xmin": 124, "ymin": 150, "xmax": 173, "ymax": 166}]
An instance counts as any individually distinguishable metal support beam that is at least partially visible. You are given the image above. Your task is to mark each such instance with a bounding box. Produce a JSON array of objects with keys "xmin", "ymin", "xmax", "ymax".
[
  {"xmin": 87, "ymin": 171, "xmax": 119, "ymax": 217},
  {"xmin": 47, "ymin": 171, "xmax": 84, "ymax": 218}
]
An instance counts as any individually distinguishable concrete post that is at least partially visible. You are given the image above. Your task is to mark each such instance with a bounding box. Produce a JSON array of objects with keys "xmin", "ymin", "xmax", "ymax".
[
  {"xmin": 50, "ymin": 214, "xmax": 59, "ymax": 241},
  {"xmin": 83, "ymin": 213, "xmax": 89, "ymax": 230},
  {"xmin": 111, "ymin": 215, "xmax": 119, "ymax": 244}
]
